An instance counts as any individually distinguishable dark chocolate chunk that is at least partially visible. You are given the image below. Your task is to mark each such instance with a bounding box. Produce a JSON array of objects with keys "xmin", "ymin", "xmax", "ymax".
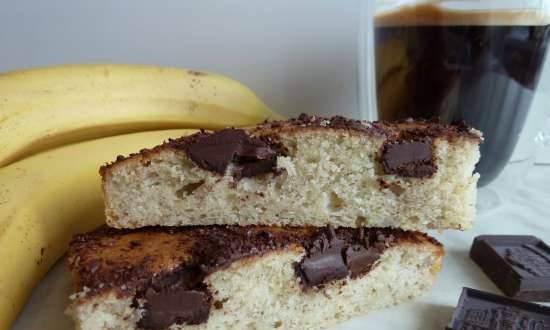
[
  {"xmin": 298, "ymin": 227, "xmax": 349, "ymax": 287},
  {"xmin": 297, "ymin": 227, "xmax": 387, "ymax": 287},
  {"xmin": 150, "ymin": 267, "xmax": 204, "ymax": 292},
  {"xmin": 139, "ymin": 288, "xmax": 211, "ymax": 329},
  {"xmin": 345, "ymin": 245, "xmax": 380, "ymax": 278},
  {"xmin": 298, "ymin": 248, "xmax": 349, "ymax": 287},
  {"xmin": 380, "ymin": 137, "xmax": 436, "ymax": 177},
  {"xmin": 182, "ymin": 129, "xmax": 284, "ymax": 179},
  {"xmin": 470, "ymin": 235, "xmax": 550, "ymax": 301},
  {"xmin": 231, "ymin": 158, "xmax": 278, "ymax": 180},
  {"xmin": 446, "ymin": 287, "xmax": 550, "ymax": 330}
]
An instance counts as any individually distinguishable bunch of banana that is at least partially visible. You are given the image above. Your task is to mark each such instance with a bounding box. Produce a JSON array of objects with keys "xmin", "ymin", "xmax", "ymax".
[
  {"xmin": 0, "ymin": 64, "xmax": 282, "ymax": 329},
  {"xmin": 0, "ymin": 64, "xmax": 282, "ymax": 167}
]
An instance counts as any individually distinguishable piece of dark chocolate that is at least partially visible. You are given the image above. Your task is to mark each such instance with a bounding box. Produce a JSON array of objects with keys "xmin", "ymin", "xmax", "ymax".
[
  {"xmin": 181, "ymin": 129, "xmax": 285, "ymax": 179},
  {"xmin": 138, "ymin": 288, "xmax": 211, "ymax": 329},
  {"xmin": 297, "ymin": 227, "xmax": 349, "ymax": 287},
  {"xmin": 446, "ymin": 287, "xmax": 550, "ymax": 330},
  {"xmin": 470, "ymin": 235, "xmax": 550, "ymax": 301},
  {"xmin": 297, "ymin": 226, "xmax": 390, "ymax": 287},
  {"xmin": 299, "ymin": 245, "xmax": 349, "ymax": 286},
  {"xmin": 380, "ymin": 137, "xmax": 436, "ymax": 178},
  {"xmin": 344, "ymin": 245, "xmax": 380, "ymax": 277}
]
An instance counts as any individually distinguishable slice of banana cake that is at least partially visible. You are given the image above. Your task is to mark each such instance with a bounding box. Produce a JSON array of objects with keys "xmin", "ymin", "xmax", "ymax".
[
  {"xmin": 101, "ymin": 114, "xmax": 482, "ymax": 231},
  {"xmin": 66, "ymin": 225, "xmax": 443, "ymax": 330}
]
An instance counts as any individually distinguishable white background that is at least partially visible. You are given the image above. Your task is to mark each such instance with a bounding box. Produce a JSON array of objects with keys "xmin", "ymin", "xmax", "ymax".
[{"xmin": 0, "ymin": 0, "xmax": 361, "ymax": 118}]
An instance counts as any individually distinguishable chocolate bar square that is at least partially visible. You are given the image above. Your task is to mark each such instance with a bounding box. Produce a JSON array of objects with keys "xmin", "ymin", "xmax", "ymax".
[
  {"xmin": 470, "ymin": 235, "xmax": 550, "ymax": 301},
  {"xmin": 446, "ymin": 287, "xmax": 550, "ymax": 330}
]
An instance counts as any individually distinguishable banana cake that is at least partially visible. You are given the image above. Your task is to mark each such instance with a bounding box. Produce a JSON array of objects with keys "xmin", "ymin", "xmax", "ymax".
[
  {"xmin": 101, "ymin": 114, "xmax": 482, "ymax": 231},
  {"xmin": 66, "ymin": 225, "xmax": 443, "ymax": 330}
]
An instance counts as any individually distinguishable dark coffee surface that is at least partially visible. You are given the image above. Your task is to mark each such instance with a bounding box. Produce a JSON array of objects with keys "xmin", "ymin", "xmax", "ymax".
[
  {"xmin": 447, "ymin": 287, "xmax": 550, "ymax": 330},
  {"xmin": 376, "ymin": 19, "xmax": 550, "ymax": 185},
  {"xmin": 470, "ymin": 235, "xmax": 550, "ymax": 301}
]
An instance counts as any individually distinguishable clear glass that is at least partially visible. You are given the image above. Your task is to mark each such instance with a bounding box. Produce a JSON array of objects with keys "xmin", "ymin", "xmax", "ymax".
[{"xmin": 359, "ymin": 0, "xmax": 550, "ymax": 190}]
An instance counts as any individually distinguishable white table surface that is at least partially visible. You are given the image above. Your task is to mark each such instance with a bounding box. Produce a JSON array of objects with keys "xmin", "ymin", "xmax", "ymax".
[{"xmin": 3, "ymin": 1, "xmax": 550, "ymax": 329}]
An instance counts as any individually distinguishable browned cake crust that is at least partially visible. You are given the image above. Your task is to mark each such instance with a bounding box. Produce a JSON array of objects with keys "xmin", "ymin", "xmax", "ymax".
[
  {"xmin": 99, "ymin": 114, "xmax": 481, "ymax": 176},
  {"xmin": 251, "ymin": 114, "xmax": 481, "ymax": 140},
  {"xmin": 67, "ymin": 226, "xmax": 444, "ymax": 329},
  {"xmin": 68, "ymin": 225, "xmax": 442, "ymax": 301}
]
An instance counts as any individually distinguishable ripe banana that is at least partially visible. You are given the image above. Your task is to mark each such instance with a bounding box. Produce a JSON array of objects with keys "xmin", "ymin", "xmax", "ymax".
[
  {"xmin": 0, "ymin": 64, "xmax": 282, "ymax": 167},
  {"xmin": 0, "ymin": 129, "xmax": 196, "ymax": 330}
]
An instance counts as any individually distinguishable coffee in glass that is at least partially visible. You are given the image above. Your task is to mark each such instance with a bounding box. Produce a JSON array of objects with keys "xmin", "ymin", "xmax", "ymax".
[{"xmin": 375, "ymin": 2, "xmax": 550, "ymax": 186}]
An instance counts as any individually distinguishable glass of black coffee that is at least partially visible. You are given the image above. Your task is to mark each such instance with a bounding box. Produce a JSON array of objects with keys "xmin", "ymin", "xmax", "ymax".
[{"xmin": 373, "ymin": 1, "xmax": 550, "ymax": 186}]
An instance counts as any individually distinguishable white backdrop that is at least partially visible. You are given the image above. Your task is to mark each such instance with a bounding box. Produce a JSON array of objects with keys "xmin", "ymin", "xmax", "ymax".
[{"xmin": 0, "ymin": 0, "xmax": 361, "ymax": 118}]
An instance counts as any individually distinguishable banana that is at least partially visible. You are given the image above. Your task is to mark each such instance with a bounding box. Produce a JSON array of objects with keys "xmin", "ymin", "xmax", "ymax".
[
  {"xmin": 0, "ymin": 64, "xmax": 282, "ymax": 167},
  {"xmin": 0, "ymin": 129, "xmax": 196, "ymax": 330}
]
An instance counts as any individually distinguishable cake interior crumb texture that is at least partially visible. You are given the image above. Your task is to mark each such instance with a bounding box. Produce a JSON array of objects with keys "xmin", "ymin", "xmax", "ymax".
[
  {"xmin": 67, "ymin": 241, "xmax": 443, "ymax": 330},
  {"xmin": 103, "ymin": 129, "xmax": 479, "ymax": 230}
]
